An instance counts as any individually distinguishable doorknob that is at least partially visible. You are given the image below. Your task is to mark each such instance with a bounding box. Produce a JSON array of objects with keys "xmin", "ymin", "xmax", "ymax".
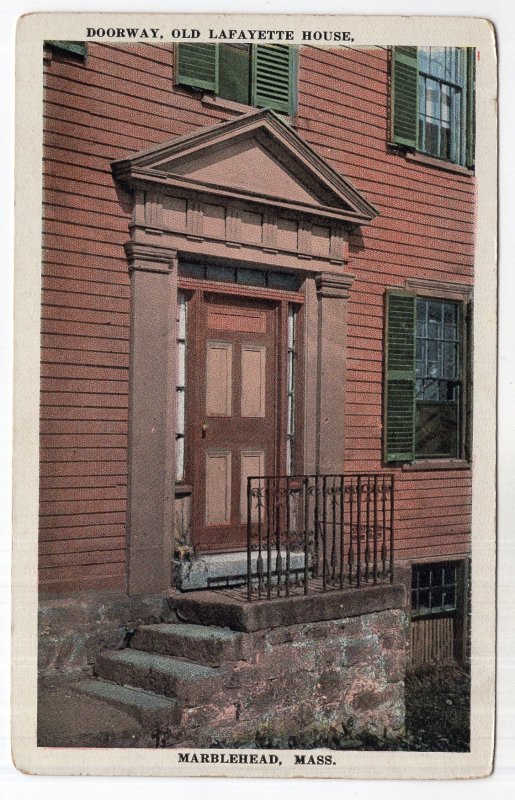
[{"xmin": 201, "ymin": 423, "xmax": 208, "ymax": 438}]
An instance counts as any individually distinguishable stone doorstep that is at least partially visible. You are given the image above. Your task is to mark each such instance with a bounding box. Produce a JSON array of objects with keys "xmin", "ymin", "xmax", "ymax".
[
  {"xmin": 172, "ymin": 583, "xmax": 407, "ymax": 633},
  {"xmin": 131, "ymin": 623, "xmax": 249, "ymax": 666},
  {"xmin": 72, "ymin": 679, "xmax": 182, "ymax": 728},
  {"xmin": 95, "ymin": 648, "xmax": 226, "ymax": 703},
  {"xmin": 175, "ymin": 551, "xmax": 307, "ymax": 591}
]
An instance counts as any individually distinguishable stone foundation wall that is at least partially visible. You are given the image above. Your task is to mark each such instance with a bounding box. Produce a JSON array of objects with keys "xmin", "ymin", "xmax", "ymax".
[
  {"xmin": 39, "ymin": 588, "xmax": 408, "ymax": 745},
  {"xmin": 162, "ymin": 608, "xmax": 408, "ymax": 747},
  {"xmin": 38, "ymin": 593, "xmax": 177, "ymax": 674}
]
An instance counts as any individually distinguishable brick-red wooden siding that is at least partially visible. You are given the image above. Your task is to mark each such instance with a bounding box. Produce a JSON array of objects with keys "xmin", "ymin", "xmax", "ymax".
[{"xmin": 40, "ymin": 44, "xmax": 473, "ymax": 594}]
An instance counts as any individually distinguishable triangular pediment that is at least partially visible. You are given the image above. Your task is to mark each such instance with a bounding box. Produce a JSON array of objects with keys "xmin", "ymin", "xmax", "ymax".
[
  {"xmin": 112, "ymin": 109, "xmax": 378, "ymax": 225},
  {"xmin": 167, "ymin": 138, "xmax": 327, "ymax": 206}
]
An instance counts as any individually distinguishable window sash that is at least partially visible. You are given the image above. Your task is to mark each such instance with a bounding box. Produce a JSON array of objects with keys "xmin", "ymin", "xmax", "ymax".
[
  {"xmin": 411, "ymin": 561, "xmax": 459, "ymax": 617},
  {"xmin": 417, "ymin": 47, "xmax": 467, "ymax": 165},
  {"xmin": 414, "ymin": 297, "xmax": 462, "ymax": 459}
]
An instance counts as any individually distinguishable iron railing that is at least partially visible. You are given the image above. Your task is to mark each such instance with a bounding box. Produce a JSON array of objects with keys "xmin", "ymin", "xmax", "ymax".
[{"xmin": 246, "ymin": 473, "xmax": 394, "ymax": 601}]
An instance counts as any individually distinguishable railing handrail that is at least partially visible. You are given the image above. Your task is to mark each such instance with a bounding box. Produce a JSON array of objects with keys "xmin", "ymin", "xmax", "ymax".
[
  {"xmin": 247, "ymin": 472, "xmax": 396, "ymax": 480},
  {"xmin": 246, "ymin": 472, "xmax": 395, "ymax": 602}
]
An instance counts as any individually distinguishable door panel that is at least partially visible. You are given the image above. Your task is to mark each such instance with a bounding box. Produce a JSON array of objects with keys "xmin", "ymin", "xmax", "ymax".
[
  {"xmin": 205, "ymin": 450, "xmax": 232, "ymax": 525},
  {"xmin": 191, "ymin": 292, "xmax": 278, "ymax": 551},
  {"xmin": 207, "ymin": 304, "xmax": 267, "ymax": 333},
  {"xmin": 241, "ymin": 345, "xmax": 266, "ymax": 418},
  {"xmin": 206, "ymin": 341, "xmax": 232, "ymax": 416}
]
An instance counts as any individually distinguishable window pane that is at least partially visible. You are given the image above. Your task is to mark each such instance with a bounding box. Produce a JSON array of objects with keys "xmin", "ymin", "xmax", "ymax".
[
  {"xmin": 418, "ymin": 48, "xmax": 430, "ymax": 73},
  {"xmin": 430, "ymin": 47, "xmax": 446, "ymax": 79},
  {"xmin": 268, "ymin": 271, "xmax": 300, "ymax": 291},
  {"xmin": 180, "ymin": 263, "xmax": 205, "ymax": 279},
  {"xmin": 237, "ymin": 268, "xmax": 266, "ymax": 287},
  {"xmin": 415, "ymin": 401, "xmax": 458, "ymax": 457},
  {"xmin": 417, "ymin": 589, "xmax": 430, "ymax": 614},
  {"xmin": 206, "ymin": 265, "xmax": 236, "ymax": 283},
  {"xmin": 415, "ymin": 339, "xmax": 425, "ymax": 376},
  {"xmin": 443, "ymin": 341, "xmax": 458, "ymax": 379},
  {"xmin": 443, "ymin": 301, "xmax": 457, "ymax": 324}
]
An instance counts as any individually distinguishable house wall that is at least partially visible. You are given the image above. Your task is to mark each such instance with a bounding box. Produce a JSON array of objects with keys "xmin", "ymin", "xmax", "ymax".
[{"xmin": 40, "ymin": 43, "xmax": 473, "ymax": 595}]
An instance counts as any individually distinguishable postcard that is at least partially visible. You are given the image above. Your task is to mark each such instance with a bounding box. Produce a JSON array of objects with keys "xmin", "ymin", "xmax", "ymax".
[{"xmin": 11, "ymin": 12, "xmax": 496, "ymax": 779}]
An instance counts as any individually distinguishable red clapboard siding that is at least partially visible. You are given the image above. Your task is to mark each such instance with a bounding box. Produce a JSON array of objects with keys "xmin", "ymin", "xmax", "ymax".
[{"xmin": 40, "ymin": 43, "xmax": 474, "ymax": 592}]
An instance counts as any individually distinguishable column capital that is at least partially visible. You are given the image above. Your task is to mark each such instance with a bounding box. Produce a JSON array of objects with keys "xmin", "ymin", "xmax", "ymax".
[
  {"xmin": 315, "ymin": 272, "xmax": 355, "ymax": 299},
  {"xmin": 124, "ymin": 241, "xmax": 178, "ymax": 274}
]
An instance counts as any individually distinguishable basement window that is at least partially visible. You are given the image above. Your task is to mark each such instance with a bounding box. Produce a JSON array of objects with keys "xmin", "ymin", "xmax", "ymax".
[{"xmin": 411, "ymin": 561, "xmax": 458, "ymax": 618}]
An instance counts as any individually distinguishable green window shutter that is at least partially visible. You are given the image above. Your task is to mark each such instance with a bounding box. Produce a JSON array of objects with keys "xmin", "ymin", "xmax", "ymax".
[
  {"xmin": 251, "ymin": 45, "xmax": 295, "ymax": 115},
  {"xmin": 176, "ymin": 44, "xmax": 219, "ymax": 92},
  {"xmin": 384, "ymin": 291, "xmax": 416, "ymax": 462},
  {"xmin": 465, "ymin": 48, "xmax": 476, "ymax": 168},
  {"xmin": 391, "ymin": 47, "xmax": 419, "ymax": 148},
  {"xmin": 45, "ymin": 41, "xmax": 87, "ymax": 58}
]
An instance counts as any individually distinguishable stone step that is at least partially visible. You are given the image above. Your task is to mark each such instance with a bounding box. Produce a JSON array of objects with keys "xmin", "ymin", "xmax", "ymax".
[
  {"xmin": 172, "ymin": 584, "xmax": 406, "ymax": 632},
  {"xmin": 72, "ymin": 678, "xmax": 182, "ymax": 728},
  {"xmin": 95, "ymin": 647, "xmax": 225, "ymax": 703},
  {"xmin": 130, "ymin": 623, "xmax": 249, "ymax": 666}
]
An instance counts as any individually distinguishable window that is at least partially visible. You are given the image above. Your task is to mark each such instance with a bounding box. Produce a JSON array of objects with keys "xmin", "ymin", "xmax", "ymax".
[
  {"xmin": 391, "ymin": 47, "xmax": 475, "ymax": 167},
  {"xmin": 411, "ymin": 562, "xmax": 458, "ymax": 618},
  {"xmin": 384, "ymin": 290, "xmax": 470, "ymax": 463},
  {"xmin": 176, "ymin": 43, "xmax": 297, "ymax": 115},
  {"xmin": 179, "ymin": 262, "xmax": 301, "ymax": 291}
]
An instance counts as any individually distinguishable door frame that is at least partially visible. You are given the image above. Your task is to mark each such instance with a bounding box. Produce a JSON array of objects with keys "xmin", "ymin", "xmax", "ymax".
[{"xmin": 178, "ymin": 273, "xmax": 305, "ymax": 554}]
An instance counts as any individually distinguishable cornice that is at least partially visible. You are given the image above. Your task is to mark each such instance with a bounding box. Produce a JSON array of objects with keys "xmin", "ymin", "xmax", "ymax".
[
  {"xmin": 124, "ymin": 241, "xmax": 178, "ymax": 273},
  {"xmin": 315, "ymin": 272, "xmax": 356, "ymax": 299},
  {"xmin": 118, "ymin": 168, "xmax": 371, "ymax": 228},
  {"xmin": 405, "ymin": 277, "xmax": 473, "ymax": 302}
]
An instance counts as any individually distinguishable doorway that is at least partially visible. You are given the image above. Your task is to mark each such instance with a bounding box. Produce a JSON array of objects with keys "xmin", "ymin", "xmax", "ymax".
[{"xmin": 188, "ymin": 292, "xmax": 282, "ymax": 552}]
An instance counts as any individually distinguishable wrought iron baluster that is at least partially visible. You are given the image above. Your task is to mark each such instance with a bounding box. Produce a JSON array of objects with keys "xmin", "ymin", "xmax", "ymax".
[
  {"xmin": 339, "ymin": 474, "xmax": 345, "ymax": 589},
  {"xmin": 314, "ymin": 474, "xmax": 319, "ymax": 578},
  {"xmin": 322, "ymin": 475, "xmax": 328, "ymax": 591},
  {"xmin": 275, "ymin": 479, "xmax": 282, "ymax": 596},
  {"xmin": 285, "ymin": 477, "xmax": 291, "ymax": 597},
  {"xmin": 266, "ymin": 477, "xmax": 272, "ymax": 600},
  {"xmin": 365, "ymin": 476, "xmax": 371, "ymax": 582},
  {"xmin": 247, "ymin": 477, "xmax": 252, "ymax": 602},
  {"xmin": 348, "ymin": 479, "xmax": 354, "ymax": 586},
  {"xmin": 390, "ymin": 477, "xmax": 395, "ymax": 582},
  {"xmin": 373, "ymin": 475, "xmax": 378, "ymax": 584},
  {"xmin": 257, "ymin": 481, "xmax": 263, "ymax": 599},
  {"xmin": 303, "ymin": 476, "xmax": 309, "ymax": 595},
  {"xmin": 331, "ymin": 476, "xmax": 337, "ymax": 583},
  {"xmin": 381, "ymin": 475, "xmax": 387, "ymax": 577},
  {"xmin": 356, "ymin": 476, "xmax": 362, "ymax": 587}
]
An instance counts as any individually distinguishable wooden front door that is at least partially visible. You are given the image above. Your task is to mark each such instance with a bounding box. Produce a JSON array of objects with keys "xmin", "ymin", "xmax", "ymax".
[{"xmin": 191, "ymin": 293, "xmax": 279, "ymax": 551}]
